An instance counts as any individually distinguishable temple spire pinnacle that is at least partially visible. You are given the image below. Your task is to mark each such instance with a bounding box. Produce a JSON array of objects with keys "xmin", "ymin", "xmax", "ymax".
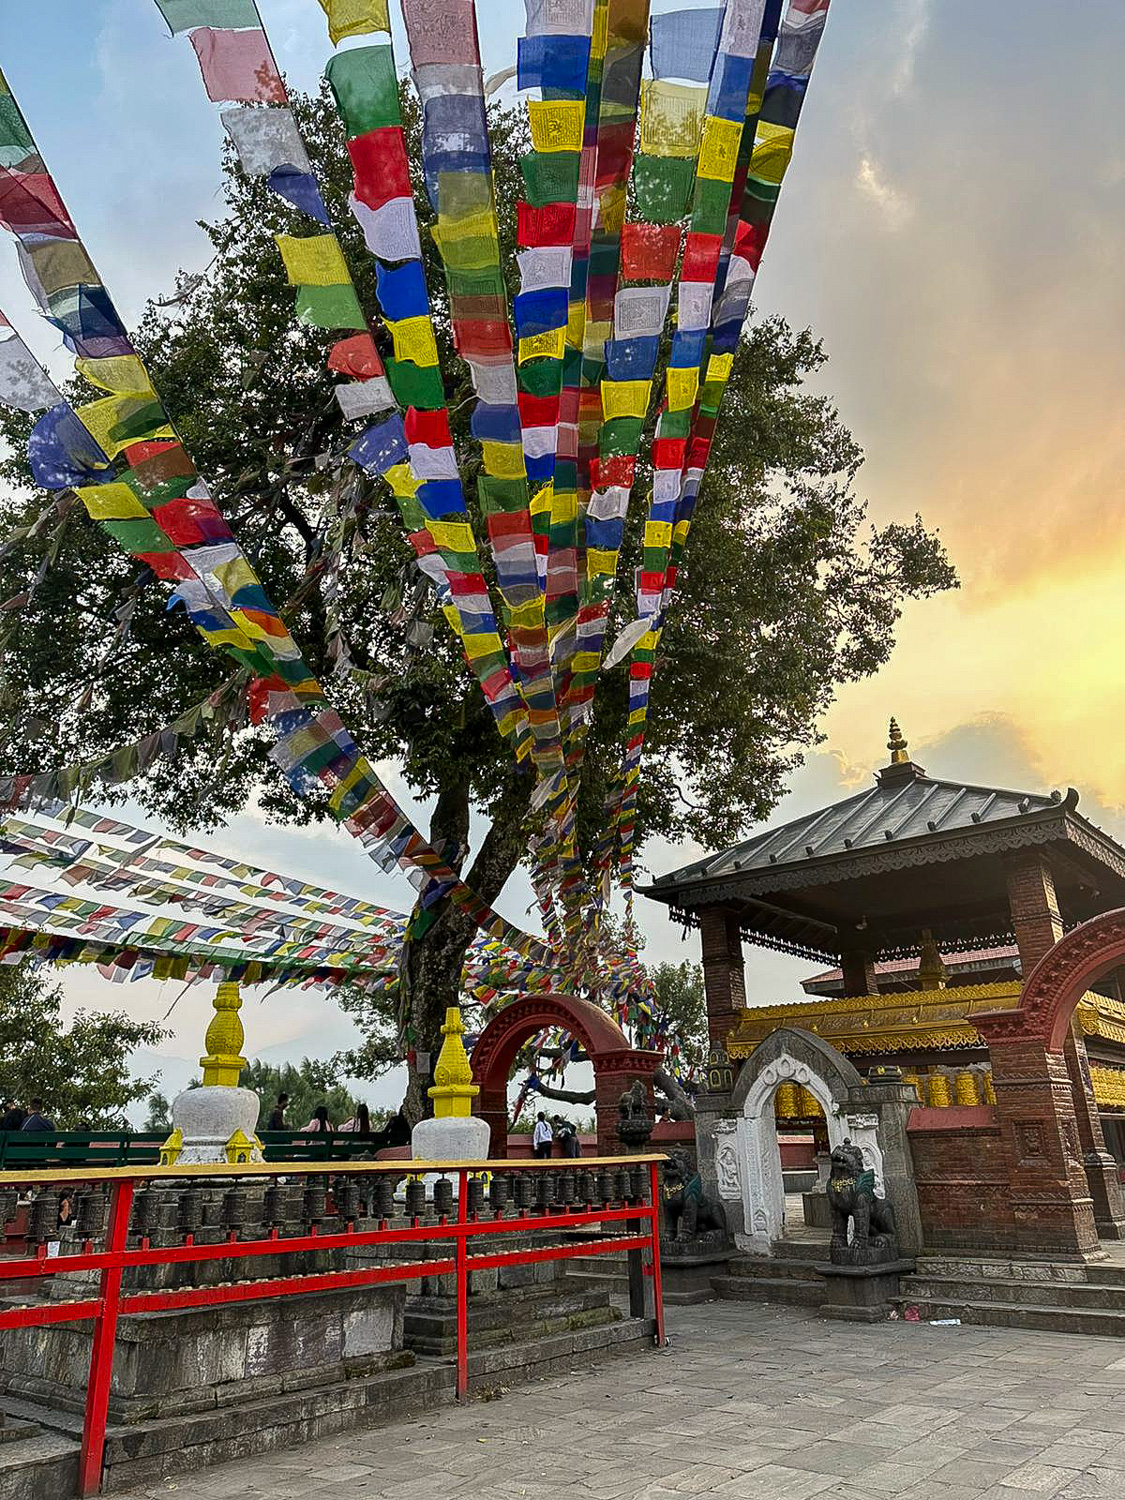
[{"xmin": 887, "ymin": 717, "xmax": 909, "ymax": 765}]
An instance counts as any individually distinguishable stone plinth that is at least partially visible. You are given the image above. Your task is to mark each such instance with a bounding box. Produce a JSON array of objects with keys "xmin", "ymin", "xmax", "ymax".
[{"xmin": 816, "ymin": 1258, "xmax": 916, "ymax": 1323}]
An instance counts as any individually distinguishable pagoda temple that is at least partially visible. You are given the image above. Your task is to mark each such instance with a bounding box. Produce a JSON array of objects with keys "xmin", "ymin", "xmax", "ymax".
[{"xmin": 645, "ymin": 720, "xmax": 1125, "ymax": 1214}]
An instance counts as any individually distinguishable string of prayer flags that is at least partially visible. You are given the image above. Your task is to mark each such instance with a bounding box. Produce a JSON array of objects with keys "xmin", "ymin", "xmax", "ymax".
[{"xmin": 0, "ymin": 66, "xmax": 555, "ymax": 973}]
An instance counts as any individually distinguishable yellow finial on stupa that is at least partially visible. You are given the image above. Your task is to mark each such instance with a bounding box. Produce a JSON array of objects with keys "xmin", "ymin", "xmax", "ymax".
[
  {"xmin": 887, "ymin": 717, "xmax": 909, "ymax": 765},
  {"xmin": 428, "ymin": 1006, "xmax": 479, "ymax": 1120},
  {"xmin": 199, "ymin": 980, "xmax": 248, "ymax": 1088}
]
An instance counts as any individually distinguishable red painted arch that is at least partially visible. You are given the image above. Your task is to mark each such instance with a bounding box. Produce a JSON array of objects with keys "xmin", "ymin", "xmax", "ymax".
[
  {"xmin": 985, "ymin": 908, "xmax": 1125, "ymax": 1051},
  {"xmin": 470, "ymin": 992, "xmax": 660, "ymax": 1154}
]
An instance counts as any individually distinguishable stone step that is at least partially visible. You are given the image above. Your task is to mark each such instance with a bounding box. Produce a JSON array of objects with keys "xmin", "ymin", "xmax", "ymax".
[
  {"xmin": 405, "ymin": 1287, "xmax": 619, "ymax": 1356},
  {"xmin": 710, "ymin": 1273, "xmax": 823, "ymax": 1308},
  {"xmin": 723, "ymin": 1254, "xmax": 825, "ymax": 1281},
  {"xmin": 0, "ymin": 1428, "xmax": 78, "ymax": 1500},
  {"xmin": 1084, "ymin": 1264, "xmax": 1125, "ymax": 1286},
  {"xmin": 0, "ymin": 1421, "xmax": 39, "ymax": 1448},
  {"xmin": 901, "ymin": 1275, "xmax": 1125, "ymax": 1311},
  {"xmin": 771, "ymin": 1235, "xmax": 831, "ymax": 1261},
  {"xmin": 892, "ymin": 1295, "xmax": 1125, "ymax": 1338}
]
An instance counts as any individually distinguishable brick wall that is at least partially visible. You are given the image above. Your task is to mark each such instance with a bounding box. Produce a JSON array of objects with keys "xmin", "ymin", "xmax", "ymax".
[
  {"xmin": 699, "ymin": 906, "xmax": 747, "ymax": 1043},
  {"xmin": 907, "ymin": 1107, "xmax": 1016, "ymax": 1250},
  {"xmin": 1006, "ymin": 855, "xmax": 1064, "ymax": 972}
]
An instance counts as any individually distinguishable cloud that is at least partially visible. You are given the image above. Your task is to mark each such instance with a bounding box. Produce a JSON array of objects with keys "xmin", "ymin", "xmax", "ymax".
[{"xmin": 855, "ymin": 154, "xmax": 914, "ymax": 229}]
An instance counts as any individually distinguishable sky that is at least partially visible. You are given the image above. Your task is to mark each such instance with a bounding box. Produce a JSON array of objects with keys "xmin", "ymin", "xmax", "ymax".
[{"xmin": 0, "ymin": 1, "xmax": 1122, "ymax": 1113}]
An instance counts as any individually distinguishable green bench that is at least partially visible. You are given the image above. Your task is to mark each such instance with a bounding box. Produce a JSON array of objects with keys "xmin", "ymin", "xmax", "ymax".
[{"xmin": 0, "ymin": 1130, "xmax": 400, "ymax": 1170}]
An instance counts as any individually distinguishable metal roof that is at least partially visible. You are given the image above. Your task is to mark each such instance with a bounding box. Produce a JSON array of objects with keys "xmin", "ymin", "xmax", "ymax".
[{"xmin": 652, "ymin": 769, "xmax": 1069, "ymax": 890}]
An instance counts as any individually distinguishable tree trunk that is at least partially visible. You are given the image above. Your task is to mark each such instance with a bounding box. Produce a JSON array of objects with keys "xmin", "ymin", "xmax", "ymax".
[{"xmin": 401, "ymin": 767, "xmax": 533, "ymax": 1124}]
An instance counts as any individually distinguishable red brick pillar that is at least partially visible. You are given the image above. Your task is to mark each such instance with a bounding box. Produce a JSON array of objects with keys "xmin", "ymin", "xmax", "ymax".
[
  {"xmin": 699, "ymin": 906, "xmax": 746, "ymax": 1044},
  {"xmin": 593, "ymin": 1062, "xmax": 655, "ymax": 1154},
  {"xmin": 1006, "ymin": 854, "xmax": 1063, "ymax": 971},
  {"xmin": 1063, "ymin": 1024, "xmax": 1125, "ymax": 1239},
  {"xmin": 841, "ymin": 948, "xmax": 880, "ymax": 997},
  {"xmin": 984, "ymin": 1034, "xmax": 1100, "ymax": 1256},
  {"xmin": 477, "ymin": 1083, "xmax": 508, "ymax": 1159}
]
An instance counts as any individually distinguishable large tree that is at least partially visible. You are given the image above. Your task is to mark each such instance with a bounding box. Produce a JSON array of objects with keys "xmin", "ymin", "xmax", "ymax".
[
  {"xmin": 0, "ymin": 90, "xmax": 956, "ymax": 1117},
  {"xmin": 0, "ymin": 968, "xmax": 165, "ymax": 1128}
]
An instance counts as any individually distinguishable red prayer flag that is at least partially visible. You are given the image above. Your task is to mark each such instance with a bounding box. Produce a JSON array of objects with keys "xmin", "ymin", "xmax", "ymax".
[
  {"xmin": 517, "ymin": 200, "xmax": 577, "ymax": 247},
  {"xmin": 347, "ymin": 128, "xmax": 412, "ymax": 210},
  {"xmin": 681, "ymin": 232, "xmax": 723, "ymax": 283},
  {"xmin": 152, "ymin": 497, "xmax": 233, "ymax": 547},
  {"xmin": 620, "ymin": 222, "xmax": 681, "ymax": 283},
  {"xmin": 189, "ymin": 27, "xmax": 286, "ymax": 105},
  {"xmin": 328, "ymin": 334, "xmax": 384, "ymax": 381},
  {"xmin": 404, "ymin": 407, "xmax": 452, "ymax": 447}
]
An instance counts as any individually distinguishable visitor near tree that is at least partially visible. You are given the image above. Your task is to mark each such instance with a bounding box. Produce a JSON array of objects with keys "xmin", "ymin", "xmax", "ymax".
[
  {"xmin": 267, "ymin": 1092, "xmax": 289, "ymax": 1130},
  {"xmin": 338, "ymin": 1103, "xmax": 371, "ymax": 1135},
  {"xmin": 532, "ymin": 1112, "xmax": 553, "ymax": 1159},
  {"xmin": 20, "ymin": 1098, "xmax": 54, "ymax": 1132}
]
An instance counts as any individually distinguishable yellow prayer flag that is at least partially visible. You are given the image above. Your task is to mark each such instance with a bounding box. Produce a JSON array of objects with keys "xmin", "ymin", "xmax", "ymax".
[
  {"xmin": 530, "ymin": 483, "xmax": 553, "ymax": 518},
  {"xmin": 586, "ymin": 548, "xmax": 616, "ymax": 578},
  {"xmin": 200, "ymin": 625, "xmax": 255, "ymax": 651},
  {"xmin": 750, "ymin": 121, "xmax": 795, "ymax": 185},
  {"xmin": 328, "ymin": 762, "xmax": 370, "ymax": 814},
  {"xmin": 428, "ymin": 519, "xmax": 476, "ymax": 553},
  {"xmin": 572, "ymin": 650, "xmax": 601, "ymax": 673},
  {"xmin": 527, "ymin": 99, "xmax": 585, "ymax": 153},
  {"xmin": 644, "ymin": 520, "xmax": 673, "ymax": 549},
  {"xmin": 480, "ymin": 441, "xmax": 526, "ymax": 479},
  {"xmin": 697, "ymin": 115, "xmax": 743, "ymax": 182},
  {"xmin": 666, "ymin": 366, "xmax": 699, "ymax": 411},
  {"xmin": 76, "ymin": 354, "xmax": 153, "ymax": 397},
  {"xmin": 462, "ymin": 631, "xmax": 503, "ymax": 661},
  {"xmin": 316, "ymin": 0, "xmax": 389, "ymax": 45},
  {"xmin": 77, "ymin": 482, "xmax": 148, "ymax": 520},
  {"xmin": 441, "ymin": 601, "xmax": 464, "ymax": 638},
  {"xmin": 549, "ymin": 487, "xmax": 577, "ymax": 525},
  {"xmin": 638, "ymin": 629, "xmax": 660, "ymax": 654},
  {"xmin": 705, "ymin": 353, "xmax": 734, "ymax": 384},
  {"xmin": 599, "ymin": 185, "xmax": 627, "ymax": 235},
  {"xmin": 600, "ymin": 379, "xmax": 651, "ymax": 420},
  {"xmin": 275, "ymin": 233, "xmax": 351, "ymax": 287},
  {"xmin": 432, "ymin": 210, "xmax": 498, "ymax": 270},
  {"xmin": 509, "ymin": 597, "xmax": 546, "ymax": 629},
  {"xmin": 592, "ymin": 2, "xmax": 609, "ymax": 58},
  {"xmin": 519, "ymin": 327, "xmax": 566, "ymax": 363},
  {"xmin": 384, "ymin": 462, "xmax": 420, "ymax": 498},
  {"xmin": 387, "ymin": 315, "xmax": 439, "ymax": 367},
  {"xmin": 566, "ymin": 302, "xmax": 585, "ymax": 349},
  {"xmin": 672, "ymin": 519, "xmax": 690, "ymax": 546},
  {"xmin": 212, "ymin": 556, "xmax": 259, "ymax": 598},
  {"xmin": 75, "ymin": 394, "xmax": 173, "ymax": 460},
  {"xmin": 640, "ymin": 80, "xmax": 708, "ymax": 159}
]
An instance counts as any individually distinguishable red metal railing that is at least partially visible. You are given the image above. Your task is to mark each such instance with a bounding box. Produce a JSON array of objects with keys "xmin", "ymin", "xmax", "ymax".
[{"xmin": 0, "ymin": 1155, "xmax": 667, "ymax": 1496}]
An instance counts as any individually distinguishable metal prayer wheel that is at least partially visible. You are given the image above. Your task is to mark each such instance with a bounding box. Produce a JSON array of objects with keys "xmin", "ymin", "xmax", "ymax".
[
  {"xmin": 465, "ymin": 1175, "xmax": 484, "ymax": 1217},
  {"xmin": 955, "ymin": 1069, "xmax": 982, "ymax": 1106},
  {"xmin": 537, "ymin": 1173, "xmax": 556, "ymax": 1211},
  {"xmin": 774, "ymin": 1082, "xmax": 800, "ymax": 1119},
  {"xmin": 29, "ymin": 1191, "xmax": 57, "ymax": 1244},
  {"xmin": 262, "ymin": 1184, "xmax": 284, "ymax": 1228},
  {"xmin": 373, "ymin": 1177, "xmax": 396, "ymax": 1221},
  {"xmin": 597, "ymin": 1168, "xmax": 614, "ymax": 1203},
  {"xmin": 404, "ymin": 1179, "xmax": 426, "ymax": 1220},
  {"xmin": 178, "ymin": 1186, "xmax": 203, "ymax": 1234},
  {"xmin": 303, "ymin": 1182, "xmax": 327, "ymax": 1224},
  {"xmin": 514, "ymin": 1173, "xmax": 535, "ymax": 1211},
  {"xmin": 559, "ymin": 1169, "xmax": 576, "ymax": 1205},
  {"xmin": 578, "ymin": 1170, "xmax": 595, "ymax": 1204},
  {"xmin": 489, "ymin": 1174, "xmax": 510, "ymax": 1214},
  {"xmin": 629, "ymin": 1164, "xmax": 646, "ymax": 1203},
  {"xmin": 133, "ymin": 1186, "xmax": 163, "ymax": 1236},
  {"xmin": 614, "ymin": 1168, "xmax": 630, "ymax": 1203},
  {"xmin": 432, "ymin": 1178, "xmax": 454, "ymax": 1219},
  {"xmin": 798, "ymin": 1086, "xmax": 822, "ymax": 1118},
  {"xmin": 77, "ymin": 1188, "xmax": 107, "ymax": 1238},
  {"xmin": 927, "ymin": 1071, "xmax": 953, "ymax": 1108},
  {"xmin": 220, "ymin": 1188, "xmax": 247, "ymax": 1231},
  {"xmin": 338, "ymin": 1178, "xmax": 362, "ymax": 1222}
]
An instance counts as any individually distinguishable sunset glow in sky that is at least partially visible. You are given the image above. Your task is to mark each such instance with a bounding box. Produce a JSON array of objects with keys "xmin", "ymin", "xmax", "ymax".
[{"xmin": 0, "ymin": 1, "xmax": 1121, "ymax": 1098}]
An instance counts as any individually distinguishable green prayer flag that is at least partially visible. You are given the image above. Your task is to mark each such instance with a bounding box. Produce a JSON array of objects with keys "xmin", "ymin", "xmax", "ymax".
[
  {"xmin": 517, "ymin": 358, "xmax": 564, "ymax": 399},
  {"xmin": 154, "ymin": 0, "xmax": 259, "ymax": 33},
  {"xmin": 325, "ymin": 46, "xmax": 400, "ymax": 138},
  {"xmin": 476, "ymin": 475, "xmax": 528, "ymax": 515},
  {"xmin": 633, "ymin": 154, "xmax": 696, "ymax": 225},
  {"xmin": 386, "ymin": 358, "xmax": 444, "ymax": 409},
  {"xmin": 102, "ymin": 517, "xmax": 174, "ymax": 555},
  {"xmin": 0, "ymin": 92, "xmax": 34, "ymax": 165},
  {"xmin": 520, "ymin": 152, "xmax": 580, "ymax": 209},
  {"xmin": 599, "ymin": 417, "xmax": 644, "ymax": 456},
  {"xmin": 691, "ymin": 176, "xmax": 732, "ymax": 236},
  {"xmin": 295, "ymin": 283, "xmax": 367, "ymax": 331}
]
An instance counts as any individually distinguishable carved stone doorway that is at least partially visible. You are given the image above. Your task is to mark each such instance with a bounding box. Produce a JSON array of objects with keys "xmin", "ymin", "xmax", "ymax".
[{"xmin": 725, "ymin": 1027, "xmax": 884, "ymax": 1255}]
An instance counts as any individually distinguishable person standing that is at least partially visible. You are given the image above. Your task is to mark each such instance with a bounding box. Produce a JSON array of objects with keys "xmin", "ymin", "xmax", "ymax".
[
  {"xmin": 267, "ymin": 1092, "xmax": 289, "ymax": 1130},
  {"xmin": 532, "ymin": 1111, "xmax": 553, "ymax": 1159},
  {"xmin": 21, "ymin": 1099, "xmax": 55, "ymax": 1132}
]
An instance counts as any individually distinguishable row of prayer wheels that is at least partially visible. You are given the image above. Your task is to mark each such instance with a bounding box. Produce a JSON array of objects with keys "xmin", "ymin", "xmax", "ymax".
[
  {"xmin": 902, "ymin": 1066, "xmax": 996, "ymax": 1108},
  {"xmin": 772, "ymin": 1065, "xmax": 997, "ymax": 1119}
]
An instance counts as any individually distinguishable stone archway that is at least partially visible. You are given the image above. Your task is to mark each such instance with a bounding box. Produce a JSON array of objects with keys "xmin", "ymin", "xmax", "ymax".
[
  {"xmin": 470, "ymin": 992, "xmax": 660, "ymax": 1155},
  {"xmin": 727, "ymin": 1027, "xmax": 884, "ymax": 1254},
  {"xmin": 976, "ymin": 909, "xmax": 1125, "ymax": 1251}
]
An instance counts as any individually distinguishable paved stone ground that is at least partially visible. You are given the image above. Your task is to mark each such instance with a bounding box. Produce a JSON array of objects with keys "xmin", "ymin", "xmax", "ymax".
[{"xmin": 115, "ymin": 1302, "xmax": 1125, "ymax": 1500}]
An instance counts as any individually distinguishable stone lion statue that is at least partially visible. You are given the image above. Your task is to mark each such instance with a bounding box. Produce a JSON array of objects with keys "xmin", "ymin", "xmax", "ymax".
[
  {"xmin": 826, "ymin": 1139, "xmax": 895, "ymax": 1258},
  {"xmin": 662, "ymin": 1151, "xmax": 727, "ymax": 1242}
]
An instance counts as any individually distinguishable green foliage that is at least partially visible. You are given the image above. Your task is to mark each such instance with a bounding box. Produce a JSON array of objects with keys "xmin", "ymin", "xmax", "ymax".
[
  {"xmin": 650, "ymin": 961, "xmax": 708, "ymax": 1074},
  {"xmin": 143, "ymin": 1090, "xmax": 172, "ymax": 1133},
  {"xmin": 238, "ymin": 1056, "xmax": 380, "ymax": 1132},
  {"xmin": 0, "ymin": 967, "xmax": 166, "ymax": 1128}
]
